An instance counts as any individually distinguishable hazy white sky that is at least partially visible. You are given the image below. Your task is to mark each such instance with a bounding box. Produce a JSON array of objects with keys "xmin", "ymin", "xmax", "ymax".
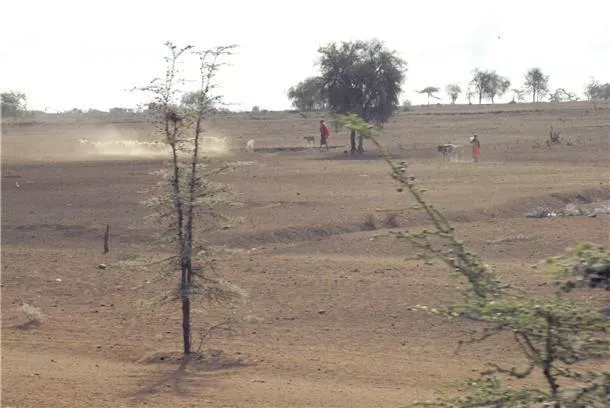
[{"xmin": 2, "ymin": 0, "xmax": 609, "ymax": 112}]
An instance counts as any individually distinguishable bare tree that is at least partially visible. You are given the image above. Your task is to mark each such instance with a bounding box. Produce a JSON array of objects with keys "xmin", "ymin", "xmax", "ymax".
[
  {"xmin": 445, "ymin": 84, "xmax": 461, "ymax": 104},
  {"xmin": 524, "ymin": 67, "xmax": 549, "ymax": 102},
  {"xmin": 138, "ymin": 42, "xmax": 242, "ymax": 356}
]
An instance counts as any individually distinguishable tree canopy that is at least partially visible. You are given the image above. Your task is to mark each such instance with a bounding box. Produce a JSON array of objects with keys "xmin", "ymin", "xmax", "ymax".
[
  {"xmin": 418, "ymin": 86, "xmax": 440, "ymax": 105},
  {"xmin": 445, "ymin": 84, "xmax": 462, "ymax": 104},
  {"xmin": 470, "ymin": 70, "xmax": 510, "ymax": 104},
  {"xmin": 585, "ymin": 78, "xmax": 610, "ymax": 101},
  {"xmin": 524, "ymin": 67, "xmax": 549, "ymax": 102},
  {"xmin": 1, "ymin": 91, "xmax": 27, "ymax": 116},
  {"xmin": 287, "ymin": 76, "xmax": 326, "ymax": 111},
  {"xmin": 317, "ymin": 39, "xmax": 406, "ymax": 124}
]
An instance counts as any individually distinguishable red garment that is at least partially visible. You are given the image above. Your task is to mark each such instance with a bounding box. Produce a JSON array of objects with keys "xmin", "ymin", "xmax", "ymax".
[
  {"xmin": 320, "ymin": 123, "xmax": 330, "ymax": 137},
  {"xmin": 472, "ymin": 140, "xmax": 481, "ymax": 157}
]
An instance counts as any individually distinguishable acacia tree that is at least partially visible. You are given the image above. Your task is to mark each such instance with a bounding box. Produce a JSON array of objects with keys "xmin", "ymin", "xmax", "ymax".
[
  {"xmin": 287, "ymin": 76, "xmax": 327, "ymax": 111},
  {"xmin": 511, "ymin": 88, "xmax": 526, "ymax": 103},
  {"xmin": 419, "ymin": 86, "xmax": 440, "ymax": 105},
  {"xmin": 337, "ymin": 113, "xmax": 609, "ymax": 407},
  {"xmin": 317, "ymin": 39, "xmax": 406, "ymax": 154},
  {"xmin": 445, "ymin": 84, "xmax": 461, "ymax": 104},
  {"xmin": 525, "ymin": 68, "xmax": 550, "ymax": 102},
  {"xmin": 138, "ymin": 42, "xmax": 241, "ymax": 356}
]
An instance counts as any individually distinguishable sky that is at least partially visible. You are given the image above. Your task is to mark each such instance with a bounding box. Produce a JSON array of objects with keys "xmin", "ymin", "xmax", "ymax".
[{"xmin": 1, "ymin": 0, "xmax": 609, "ymax": 112}]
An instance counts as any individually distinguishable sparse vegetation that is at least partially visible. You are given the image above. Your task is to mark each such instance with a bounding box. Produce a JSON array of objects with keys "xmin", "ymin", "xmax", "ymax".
[
  {"xmin": 336, "ymin": 112, "xmax": 609, "ymax": 408},
  {"xmin": 524, "ymin": 67, "xmax": 550, "ymax": 102},
  {"xmin": 419, "ymin": 86, "xmax": 440, "ymax": 105},
  {"xmin": 445, "ymin": 84, "xmax": 462, "ymax": 104},
  {"xmin": 471, "ymin": 69, "xmax": 511, "ymax": 104},
  {"xmin": 137, "ymin": 42, "xmax": 242, "ymax": 356},
  {"xmin": 549, "ymin": 88, "xmax": 579, "ymax": 103},
  {"xmin": 1, "ymin": 91, "xmax": 27, "ymax": 117},
  {"xmin": 17, "ymin": 303, "xmax": 44, "ymax": 323}
]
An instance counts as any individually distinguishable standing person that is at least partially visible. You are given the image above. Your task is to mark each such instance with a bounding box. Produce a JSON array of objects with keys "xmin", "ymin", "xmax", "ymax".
[
  {"xmin": 470, "ymin": 134, "xmax": 481, "ymax": 163},
  {"xmin": 319, "ymin": 120, "xmax": 330, "ymax": 151}
]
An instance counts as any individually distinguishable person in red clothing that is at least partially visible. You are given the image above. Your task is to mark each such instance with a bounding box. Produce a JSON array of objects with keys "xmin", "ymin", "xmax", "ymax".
[
  {"xmin": 319, "ymin": 120, "xmax": 330, "ymax": 151},
  {"xmin": 470, "ymin": 134, "xmax": 481, "ymax": 162}
]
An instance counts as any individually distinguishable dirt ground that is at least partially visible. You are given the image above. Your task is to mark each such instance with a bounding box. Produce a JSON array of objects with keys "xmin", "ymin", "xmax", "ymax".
[{"xmin": 2, "ymin": 102, "xmax": 609, "ymax": 407}]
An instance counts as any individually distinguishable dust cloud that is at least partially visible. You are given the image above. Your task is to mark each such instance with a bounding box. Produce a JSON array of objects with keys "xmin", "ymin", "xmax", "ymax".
[
  {"xmin": 78, "ymin": 125, "xmax": 231, "ymax": 159},
  {"xmin": 2, "ymin": 122, "xmax": 232, "ymax": 163}
]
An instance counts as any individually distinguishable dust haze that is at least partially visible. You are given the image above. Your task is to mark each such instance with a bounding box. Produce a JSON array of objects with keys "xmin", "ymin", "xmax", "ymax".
[{"xmin": 1, "ymin": 122, "xmax": 232, "ymax": 163}]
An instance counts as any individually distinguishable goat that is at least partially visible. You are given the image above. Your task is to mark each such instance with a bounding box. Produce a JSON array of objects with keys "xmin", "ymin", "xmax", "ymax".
[
  {"xmin": 437, "ymin": 143, "xmax": 463, "ymax": 162},
  {"xmin": 303, "ymin": 136, "xmax": 315, "ymax": 146},
  {"xmin": 246, "ymin": 139, "xmax": 255, "ymax": 152}
]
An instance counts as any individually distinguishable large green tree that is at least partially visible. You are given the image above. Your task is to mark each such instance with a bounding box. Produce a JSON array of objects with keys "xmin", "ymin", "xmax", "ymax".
[
  {"xmin": 317, "ymin": 39, "xmax": 406, "ymax": 153},
  {"xmin": 287, "ymin": 76, "xmax": 326, "ymax": 111},
  {"xmin": 524, "ymin": 67, "xmax": 550, "ymax": 102}
]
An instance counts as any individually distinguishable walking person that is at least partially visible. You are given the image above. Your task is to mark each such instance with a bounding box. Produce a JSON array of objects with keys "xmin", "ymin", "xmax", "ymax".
[
  {"xmin": 470, "ymin": 134, "xmax": 481, "ymax": 163},
  {"xmin": 319, "ymin": 120, "xmax": 330, "ymax": 151}
]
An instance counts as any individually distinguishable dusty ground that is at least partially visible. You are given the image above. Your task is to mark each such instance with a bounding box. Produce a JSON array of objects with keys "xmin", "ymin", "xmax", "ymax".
[{"xmin": 2, "ymin": 102, "xmax": 609, "ymax": 407}]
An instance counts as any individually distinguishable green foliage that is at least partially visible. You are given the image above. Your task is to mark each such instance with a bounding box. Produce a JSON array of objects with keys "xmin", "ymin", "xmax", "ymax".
[
  {"xmin": 339, "ymin": 112, "xmax": 610, "ymax": 407},
  {"xmin": 181, "ymin": 90, "xmax": 214, "ymax": 111},
  {"xmin": 584, "ymin": 78, "xmax": 610, "ymax": 101},
  {"xmin": 511, "ymin": 88, "xmax": 526, "ymax": 103},
  {"xmin": 524, "ymin": 68, "xmax": 550, "ymax": 102},
  {"xmin": 318, "ymin": 39, "xmax": 406, "ymax": 124},
  {"xmin": 547, "ymin": 242, "xmax": 610, "ymax": 292},
  {"xmin": 549, "ymin": 88, "xmax": 579, "ymax": 103},
  {"xmin": 419, "ymin": 86, "xmax": 440, "ymax": 105},
  {"xmin": 406, "ymin": 376, "xmax": 547, "ymax": 407},
  {"xmin": 1, "ymin": 91, "xmax": 27, "ymax": 116},
  {"xmin": 136, "ymin": 41, "xmax": 241, "ymax": 355},
  {"xmin": 287, "ymin": 76, "xmax": 326, "ymax": 111},
  {"xmin": 445, "ymin": 84, "xmax": 462, "ymax": 104},
  {"xmin": 470, "ymin": 70, "xmax": 510, "ymax": 104}
]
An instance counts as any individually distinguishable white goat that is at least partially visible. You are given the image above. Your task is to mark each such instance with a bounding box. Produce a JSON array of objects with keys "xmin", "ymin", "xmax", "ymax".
[
  {"xmin": 437, "ymin": 143, "xmax": 463, "ymax": 162},
  {"xmin": 246, "ymin": 139, "xmax": 255, "ymax": 152}
]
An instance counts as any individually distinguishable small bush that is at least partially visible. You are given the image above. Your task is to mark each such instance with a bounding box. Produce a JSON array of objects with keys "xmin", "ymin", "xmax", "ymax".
[
  {"xmin": 361, "ymin": 210, "xmax": 377, "ymax": 230},
  {"xmin": 18, "ymin": 303, "xmax": 43, "ymax": 323},
  {"xmin": 382, "ymin": 212, "xmax": 400, "ymax": 228}
]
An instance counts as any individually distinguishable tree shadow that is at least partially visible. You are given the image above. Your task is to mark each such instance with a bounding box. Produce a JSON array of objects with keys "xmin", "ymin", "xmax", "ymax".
[
  {"xmin": 11, "ymin": 320, "xmax": 41, "ymax": 330},
  {"xmin": 308, "ymin": 151, "xmax": 405, "ymax": 161},
  {"xmin": 128, "ymin": 350, "xmax": 251, "ymax": 403}
]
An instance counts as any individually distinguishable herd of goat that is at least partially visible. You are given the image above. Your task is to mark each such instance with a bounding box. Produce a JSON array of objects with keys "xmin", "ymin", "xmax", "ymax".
[{"xmin": 79, "ymin": 135, "xmax": 470, "ymax": 161}]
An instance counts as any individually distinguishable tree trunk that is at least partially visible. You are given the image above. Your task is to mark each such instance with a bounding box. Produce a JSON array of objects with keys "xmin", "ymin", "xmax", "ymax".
[
  {"xmin": 532, "ymin": 90, "xmax": 536, "ymax": 103},
  {"xmin": 357, "ymin": 133, "xmax": 364, "ymax": 153},
  {"xmin": 478, "ymin": 92, "xmax": 482, "ymax": 104},
  {"xmin": 350, "ymin": 129, "xmax": 357, "ymax": 154},
  {"xmin": 181, "ymin": 260, "xmax": 191, "ymax": 355}
]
